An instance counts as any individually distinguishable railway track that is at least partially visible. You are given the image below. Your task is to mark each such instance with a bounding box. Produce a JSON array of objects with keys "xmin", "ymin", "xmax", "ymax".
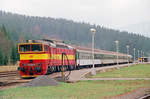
[
  {"xmin": 0, "ymin": 70, "xmax": 62, "ymax": 89},
  {"xmin": 0, "ymin": 71, "xmax": 19, "ymax": 78},
  {"xmin": 0, "ymin": 71, "xmax": 29, "ymax": 89},
  {"xmin": 139, "ymin": 94, "xmax": 150, "ymax": 99}
]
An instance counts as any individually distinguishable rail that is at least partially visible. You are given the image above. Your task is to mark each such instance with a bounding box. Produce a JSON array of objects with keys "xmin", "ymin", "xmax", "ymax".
[
  {"xmin": 139, "ymin": 94, "xmax": 150, "ymax": 99},
  {"xmin": 0, "ymin": 71, "xmax": 19, "ymax": 78}
]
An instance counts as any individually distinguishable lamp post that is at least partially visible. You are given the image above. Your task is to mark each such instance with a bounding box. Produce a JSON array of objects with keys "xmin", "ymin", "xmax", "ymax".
[
  {"xmin": 126, "ymin": 45, "xmax": 130, "ymax": 64},
  {"xmin": 143, "ymin": 52, "xmax": 144, "ymax": 62},
  {"xmin": 133, "ymin": 48, "xmax": 136, "ymax": 63},
  {"xmin": 90, "ymin": 28, "xmax": 96, "ymax": 75},
  {"xmin": 138, "ymin": 50, "xmax": 139, "ymax": 63},
  {"xmin": 141, "ymin": 50, "xmax": 142, "ymax": 57},
  {"xmin": 115, "ymin": 40, "xmax": 119, "ymax": 69},
  {"xmin": 141, "ymin": 50, "xmax": 142, "ymax": 62}
]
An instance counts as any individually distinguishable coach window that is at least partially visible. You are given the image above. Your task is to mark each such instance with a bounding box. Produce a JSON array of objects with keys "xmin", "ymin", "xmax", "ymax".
[{"xmin": 113, "ymin": 55, "xmax": 115, "ymax": 59}]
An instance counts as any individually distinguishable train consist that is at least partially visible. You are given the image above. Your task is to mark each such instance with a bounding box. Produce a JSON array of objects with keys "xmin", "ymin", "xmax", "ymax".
[{"xmin": 18, "ymin": 39, "xmax": 132, "ymax": 78}]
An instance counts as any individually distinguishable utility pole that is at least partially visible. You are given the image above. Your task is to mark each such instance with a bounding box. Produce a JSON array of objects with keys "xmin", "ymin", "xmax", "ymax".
[
  {"xmin": 133, "ymin": 48, "xmax": 136, "ymax": 63},
  {"xmin": 126, "ymin": 45, "xmax": 130, "ymax": 64},
  {"xmin": 141, "ymin": 50, "xmax": 143, "ymax": 62},
  {"xmin": 138, "ymin": 50, "xmax": 139, "ymax": 63},
  {"xmin": 115, "ymin": 40, "xmax": 119, "ymax": 69}
]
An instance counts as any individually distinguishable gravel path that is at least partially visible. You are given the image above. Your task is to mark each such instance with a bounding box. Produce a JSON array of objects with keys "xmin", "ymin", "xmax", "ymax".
[
  {"xmin": 67, "ymin": 64, "xmax": 133, "ymax": 82},
  {"xmin": 81, "ymin": 78, "xmax": 150, "ymax": 80}
]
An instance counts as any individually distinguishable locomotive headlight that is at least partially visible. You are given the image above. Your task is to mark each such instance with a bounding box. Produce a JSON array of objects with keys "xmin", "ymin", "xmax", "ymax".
[{"xmin": 17, "ymin": 67, "xmax": 21, "ymax": 71}]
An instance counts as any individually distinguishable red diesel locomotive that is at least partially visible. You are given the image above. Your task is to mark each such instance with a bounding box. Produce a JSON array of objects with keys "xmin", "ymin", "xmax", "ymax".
[{"xmin": 18, "ymin": 40, "xmax": 76, "ymax": 78}]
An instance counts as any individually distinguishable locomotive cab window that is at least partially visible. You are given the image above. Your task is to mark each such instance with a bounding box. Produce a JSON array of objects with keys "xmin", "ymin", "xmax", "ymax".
[
  {"xmin": 19, "ymin": 44, "xmax": 43, "ymax": 52},
  {"xmin": 44, "ymin": 45, "xmax": 49, "ymax": 52},
  {"xmin": 19, "ymin": 45, "xmax": 30, "ymax": 52},
  {"xmin": 31, "ymin": 44, "xmax": 42, "ymax": 51}
]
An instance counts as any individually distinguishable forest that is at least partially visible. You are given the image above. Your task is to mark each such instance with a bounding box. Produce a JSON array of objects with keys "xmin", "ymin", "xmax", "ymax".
[
  {"xmin": 0, "ymin": 11, "xmax": 150, "ymax": 65},
  {"xmin": 0, "ymin": 25, "xmax": 18, "ymax": 65}
]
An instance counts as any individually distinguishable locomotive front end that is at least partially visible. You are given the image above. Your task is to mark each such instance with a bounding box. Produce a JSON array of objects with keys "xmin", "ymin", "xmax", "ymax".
[{"xmin": 18, "ymin": 43, "xmax": 49, "ymax": 78}]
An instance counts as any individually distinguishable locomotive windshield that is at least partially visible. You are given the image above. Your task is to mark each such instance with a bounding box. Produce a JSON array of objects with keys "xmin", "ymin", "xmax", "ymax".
[
  {"xmin": 20, "ymin": 45, "xmax": 30, "ymax": 52},
  {"xmin": 31, "ymin": 44, "xmax": 42, "ymax": 51},
  {"xmin": 19, "ymin": 44, "xmax": 43, "ymax": 52}
]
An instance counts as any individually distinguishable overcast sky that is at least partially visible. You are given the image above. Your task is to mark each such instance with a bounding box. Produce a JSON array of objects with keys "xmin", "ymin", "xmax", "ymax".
[{"xmin": 0, "ymin": 0, "xmax": 150, "ymax": 35}]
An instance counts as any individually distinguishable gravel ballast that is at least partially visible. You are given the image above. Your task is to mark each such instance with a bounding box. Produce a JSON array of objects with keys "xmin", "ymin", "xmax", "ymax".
[{"xmin": 22, "ymin": 75, "xmax": 59, "ymax": 87}]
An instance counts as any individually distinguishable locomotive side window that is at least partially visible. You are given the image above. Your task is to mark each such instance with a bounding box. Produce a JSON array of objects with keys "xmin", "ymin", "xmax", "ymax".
[
  {"xmin": 44, "ymin": 45, "xmax": 49, "ymax": 52},
  {"xmin": 20, "ymin": 45, "xmax": 30, "ymax": 52},
  {"xmin": 31, "ymin": 44, "xmax": 42, "ymax": 51}
]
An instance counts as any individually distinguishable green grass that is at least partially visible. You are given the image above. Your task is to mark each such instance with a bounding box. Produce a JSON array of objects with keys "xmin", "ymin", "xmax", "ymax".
[
  {"xmin": 1, "ymin": 80, "xmax": 150, "ymax": 99},
  {"xmin": 89, "ymin": 64, "xmax": 150, "ymax": 78}
]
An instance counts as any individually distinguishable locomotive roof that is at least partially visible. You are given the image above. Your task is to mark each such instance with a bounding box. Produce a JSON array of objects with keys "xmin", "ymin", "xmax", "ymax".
[{"xmin": 24, "ymin": 39, "xmax": 74, "ymax": 49}]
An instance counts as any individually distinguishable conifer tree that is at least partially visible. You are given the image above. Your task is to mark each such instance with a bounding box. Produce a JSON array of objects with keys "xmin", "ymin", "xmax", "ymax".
[
  {"xmin": 1, "ymin": 24, "xmax": 11, "ymax": 40},
  {"xmin": 0, "ymin": 48, "xmax": 3, "ymax": 65},
  {"xmin": 3, "ymin": 55, "xmax": 8, "ymax": 65},
  {"xmin": 10, "ymin": 45, "xmax": 17, "ymax": 65}
]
